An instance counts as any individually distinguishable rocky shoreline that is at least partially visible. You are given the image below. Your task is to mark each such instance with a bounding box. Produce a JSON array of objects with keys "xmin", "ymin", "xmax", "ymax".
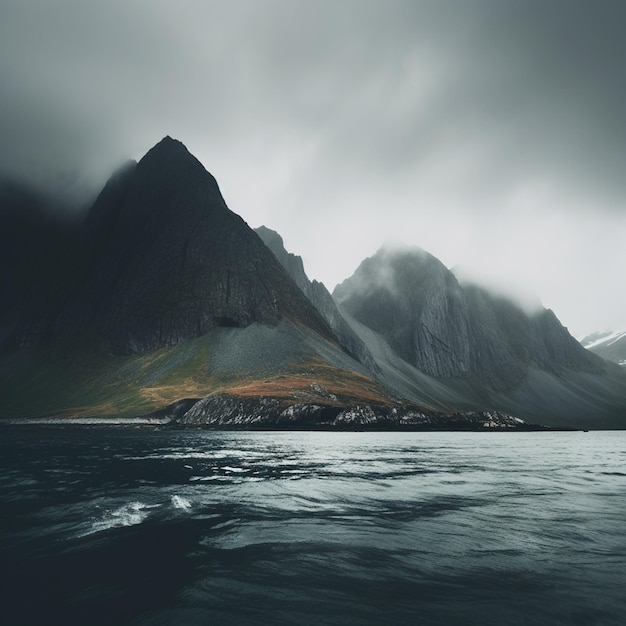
[{"xmin": 0, "ymin": 392, "xmax": 552, "ymax": 431}]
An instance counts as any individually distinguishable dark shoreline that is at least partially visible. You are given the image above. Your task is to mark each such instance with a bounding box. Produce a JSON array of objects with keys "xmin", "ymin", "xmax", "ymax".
[{"xmin": 0, "ymin": 421, "xmax": 578, "ymax": 432}]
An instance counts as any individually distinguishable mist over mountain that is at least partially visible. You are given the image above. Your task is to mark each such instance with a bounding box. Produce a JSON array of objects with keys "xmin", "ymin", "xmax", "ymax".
[
  {"xmin": 2, "ymin": 137, "xmax": 625, "ymax": 429},
  {"xmin": 333, "ymin": 245, "xmax": 606, "ymax": 390}
]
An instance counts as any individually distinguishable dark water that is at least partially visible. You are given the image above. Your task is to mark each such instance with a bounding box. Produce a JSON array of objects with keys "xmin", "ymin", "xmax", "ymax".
[{"xmin": 1, "ymin": 429, "xmax": 625, "ymax": 625}]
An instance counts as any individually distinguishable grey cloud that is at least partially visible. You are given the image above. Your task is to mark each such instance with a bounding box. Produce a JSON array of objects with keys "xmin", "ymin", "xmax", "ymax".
[{"xmin": 3, "ymin": 0, "xmax": 624, "ymax": 198}]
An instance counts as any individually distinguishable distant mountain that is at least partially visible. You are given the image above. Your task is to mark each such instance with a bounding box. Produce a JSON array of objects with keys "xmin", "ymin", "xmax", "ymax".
[
  {"xmin": 334, "ymin": 246, "xmax": 602, "ymax": 387},
  {"xmin": 580, "ymin": 331, "xmax": 626, "ymax": 366},
  {"xmin": 333, "ymin": 246, "xmax": 626, "ymax": 427}
]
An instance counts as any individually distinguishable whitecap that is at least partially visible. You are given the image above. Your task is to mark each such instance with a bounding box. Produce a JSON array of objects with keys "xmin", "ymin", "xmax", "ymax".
[
  {"xmin": 82, "ymin": 501, "xmax": 151, "ymax": 536},
  {"xmin": 171, "ymin": 494, "xmax": 192, "ymax": 510}
]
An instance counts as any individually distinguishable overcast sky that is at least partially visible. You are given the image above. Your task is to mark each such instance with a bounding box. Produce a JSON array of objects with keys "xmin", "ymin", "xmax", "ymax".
[{"xmin": 1, "ymin": 0, "xmax": 625, "ymax": 336}]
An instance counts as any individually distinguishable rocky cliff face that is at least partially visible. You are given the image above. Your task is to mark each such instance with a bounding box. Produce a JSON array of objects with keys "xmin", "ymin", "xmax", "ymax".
[
  {"xmin": 334, "ymin": 248, "xmax": 472, "ymax": 378},
  {"xmin": 255, "ymin": 225, "xmax": 376, "ymax": 369},
  {"xmin": 33, "ymin": 137, "xmax": 336, "ymax": 355},
  {"xmin": 254, "ymin": 226, "xmax": 311, "ymax": 293},
  {"xmin": 334, "ymin": 246, "xmax": 605, "ymax": 391}
]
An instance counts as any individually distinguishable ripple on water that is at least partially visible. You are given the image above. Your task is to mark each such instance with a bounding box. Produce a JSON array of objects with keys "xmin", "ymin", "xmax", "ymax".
[{"xmin": 81, "ymin": 501, "xmax": 153, "ymax": 536}]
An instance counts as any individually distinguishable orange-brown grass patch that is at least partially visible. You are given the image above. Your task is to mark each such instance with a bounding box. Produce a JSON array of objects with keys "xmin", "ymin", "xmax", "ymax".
[
  {"xmin": 222, "ymin": 361, "xmax": 391, "ymax": 406},
  {"xmin": 139, "ymin": 378, "xmax": 216, "ymax": 405}
]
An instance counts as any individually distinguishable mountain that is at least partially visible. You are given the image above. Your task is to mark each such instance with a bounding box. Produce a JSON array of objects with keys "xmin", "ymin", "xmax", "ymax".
[
  {"xmin": 580, "ymin": 331, "xmax": 626, "ymax": 366},
  {"xmin": 254, "ymin": 225, "xmax": 376, "ymax": 369},
  {"xmin": 2, "ymin": 138, "xmax": 625, "ymax": 429},
  {"xmin": 0, "ymin": 138, "xmax": 399, "ymax": 423},
  {"xmin": 333, "ymin": 246, "xmax": 626, "ymax": 427},
  {"xmin": 47, "ymin": 137, "xmax": 338, "ymax": 355},
  {"xmin": 334, "ymin": 247, "xmax": 602, "ymax": 387}
]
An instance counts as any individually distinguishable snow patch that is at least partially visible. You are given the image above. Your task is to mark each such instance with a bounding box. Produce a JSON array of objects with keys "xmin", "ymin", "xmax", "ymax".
[
  {"xmin": 581, "ymin": 330, "xmax": 626, "ymax": 350},
  {"xmin": 607, "ymin": 331, "xmax": 626, "ymax": 347}
]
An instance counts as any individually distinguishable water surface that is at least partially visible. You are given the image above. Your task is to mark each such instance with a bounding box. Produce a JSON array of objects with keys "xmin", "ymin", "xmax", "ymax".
[{"xmin": 1, "ymin": 428, "xmax": 624, "ymax": 625}]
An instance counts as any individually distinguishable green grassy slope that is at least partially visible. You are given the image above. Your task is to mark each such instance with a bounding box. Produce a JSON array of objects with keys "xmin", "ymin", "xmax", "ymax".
[{"xmin": 0, "ymin": 322, "xmax": 391, "ymax": 420}]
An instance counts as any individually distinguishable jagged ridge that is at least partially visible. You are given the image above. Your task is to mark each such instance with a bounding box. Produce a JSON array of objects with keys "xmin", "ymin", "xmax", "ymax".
[{"xmin": 255, "ymin": 225, "xmax": 377, "ymax": 369}]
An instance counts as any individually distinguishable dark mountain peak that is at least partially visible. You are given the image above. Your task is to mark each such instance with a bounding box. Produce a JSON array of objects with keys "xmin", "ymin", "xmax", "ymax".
[
  {"xmin": 140, "ymin": 136, "xmax": 207, "ymax": 171},
  {"xmin": 160, "ymin": 134, "xmax": 177, "ymax": 144},
  {"xmin": 44, "ymin": 140, "xmax": 336, "ymax": 355},
  {"xmin": 141, "ymin": 136, "xmax": 190, "ymax": 164},
  {"xmin": 134, "ymin": 136, "xmax": 221, "ymax": 197},
  {"xmin": 146, "ymin": 135, "xmax": 189, "ymax": 156},
  {"xmin": 90, "ymin": 136, "xmax": 230, "ymax": 240}
]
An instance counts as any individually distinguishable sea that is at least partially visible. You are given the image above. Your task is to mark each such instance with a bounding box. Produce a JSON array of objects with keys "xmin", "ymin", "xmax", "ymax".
[{"xmin": 1, "ymin": 428, "xmax": 625, "ymax": 625}]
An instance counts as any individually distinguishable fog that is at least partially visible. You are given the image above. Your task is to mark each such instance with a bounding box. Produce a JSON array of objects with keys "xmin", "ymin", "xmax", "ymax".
[{"xmin": 1, "ymin": 0, "xmax": 625, "ymax": 335}]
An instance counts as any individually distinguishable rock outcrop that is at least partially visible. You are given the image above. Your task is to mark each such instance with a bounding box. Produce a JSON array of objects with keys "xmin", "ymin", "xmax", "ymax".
[{"xmin": 166, "ymin": 392, "xmax": 535, "ymax": 430}]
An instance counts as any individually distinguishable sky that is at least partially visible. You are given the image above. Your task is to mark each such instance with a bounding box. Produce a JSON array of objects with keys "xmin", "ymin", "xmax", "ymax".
[{"xmin": 1, "ymin": 0, "xmax": 625, "ymax": 336}]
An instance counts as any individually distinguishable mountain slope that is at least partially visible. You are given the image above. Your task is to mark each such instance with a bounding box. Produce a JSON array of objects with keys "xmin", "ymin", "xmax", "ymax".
[{"xmin": 334, "ymin": 247, "xmax": 604, "ymax": 387}]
